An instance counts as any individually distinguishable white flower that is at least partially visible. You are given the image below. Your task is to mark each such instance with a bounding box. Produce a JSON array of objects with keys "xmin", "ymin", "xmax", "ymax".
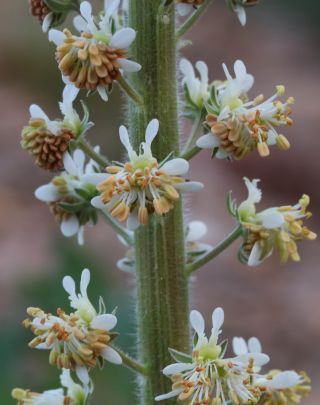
[
  {"xmin": 155, "ymin": 307, "xmax": 270, "ymax": 403},
  {"xmin": 26, "ymin": 269, "xmax": 122, "ymax": 386},
  {"xmin": 197, "ymin": 61, "xmax": 294, "ymax": 160},
  {"xmin": 35, "ymin": 149, "xmax": 105, "ymax": 245},
  {"xmin": 49, "ymin": 1, "xmax": 141, "ymax": 101},
  {"xmin": 236, "ymin": 178, "xmax": 316, "ymax": 266},
  {"xmin": 92, "ymin": 119, "xmax": 203, "ymax": 229},
  {"xmin": 180, "ymin": 58, "xmax": 210, "ymax": 110}
]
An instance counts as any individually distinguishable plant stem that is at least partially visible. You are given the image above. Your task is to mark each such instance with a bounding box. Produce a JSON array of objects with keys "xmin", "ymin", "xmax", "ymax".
[
  {"xmin": 176, "ymin": 0, "xmax": 213, "ymax": 39},
  {"xmin": 100, "ymin": 211, "xmax": 133, "ymax": 245},
  {"xmin": 128, "ymin": 2, "xmax": 190, "ymax": 403},
  {"xmin": 186, "ymin": 225, "xmax": 243, "ymax": 274},
  {"xmin": 181, "ymin": 112, "xmax": 204, "ymax": 156},
  {"xmin": 117, "ymin": 76, "xmax": 144, "ymax": 106},
  {"xmin": 78, "ymin": 139, "xmax": 110, "ymax": 167},
  {"xmin": 180, "ymin": 145, "xmax": 201, "ymax": 160},
  {"xmin": 111, "ymin": 345, "xmax": 148, "ymax": 377}
]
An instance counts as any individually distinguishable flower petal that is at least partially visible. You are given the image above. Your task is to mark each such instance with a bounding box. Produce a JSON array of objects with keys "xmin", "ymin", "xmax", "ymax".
[
  {"xmin": 62, "ymin": 275, "xmax": 76, "ymax": 300},
  {"xmin": 161, "ymin": 158, "xmax": 189, "ymax": 176},
  {"xmin": 91, "ymin": 196, "xmax": 106, "ymax": 209},
  {"xmin": 119, "ymin": 125, "xmax": 132, "ymax": 153},
  {"xmin": 212, "ymin": 307, "xmax": 224, "ymax": 336},
  {"xmin": 82, "ymin": 173, "xmax": 110, "ymax": 186},
  {"xmin": 174, "ymin": 181, "xmax": 204, "ymax": 192},
  {"xmin": 268, "ymin": 371, "xmax": 302, "ymax": 389},
  {"xmin": 91, "ymin": 314, "xmax": 117, "ymax": 331},
  {"xmin": 233, "ymin": 353, "xmax": 270, "ymax": 367},
  {"xmin": 163, "ymin": 362, "xmax": 194, "ymax": 376},
  {"xmin": 259, "ymin": 208, "xmax": 285, "ymax": 229},
  {"xmin": 48, "ymin": 29, "xmax": 65, "ymax": 46},
  {"xmin": 232, "ymin": 337, "xmax": 248, "ymax": 356},
  {"xmin": 73, "ymin": 15, "xmax": 87, "ymax": 32},
  {"xmin": 127, "ymin": 212, "xmax": 140, "ymax": 231},
  {"xmin": 63, "ymin": 152, "xmax": 78, "ymax": 176},
  {"xmin": 177, "ymin": 3, "xmax": 193, "ymax": 16},
  {"xmin": 186, "ymin": 221, "xmax": 207, "ymax": 242},
  {"xmin": 105, "ymin": 0, "xmax": 120, "ymax": 18},
  {"xmin": 248, "ymin": 242, "xmax": 264, "ymax": 267},
  {"xmin": 248, "ymin": 337, "xmax": 262, "ymax": 353},
  {"xmin": 101, "ymin": 346, "xmax": 122, "ymax": 364},
  {"xmin": 97, "ymin": 85, "xmax": 109, "ymax": 102},
  {"xmin": 35, "ymin": 184, "xmax": 60, "ymax": 202},
  {"xmin": 196, "ymin": 133, "xmax": 220, "ymax": 149},
  {"xmin": 155, "ymin": 389, "xmax": 183, "ymax": 401},
  {"xmin": 190, "ymin": 310, "xmax": 205, "ymax": 335},
  {"xmin": 80, "ymin": 1, "xmax": 93, "ymax": 22},
  {"xmin": 196, "ymin": 61, "xmax": 208, "ymax": 84},
  {"xmin": 29, "ymin": 104, "xmax": 49, "ymax": 122},
  {"xmin": 75, "ymin": 366, "xmax": 90, "ymax": 386},
  {"xmin": 110, "ymin": 28, "xmax": 136, "ymax": 49},
  {"xmin": 60, "ymin": 216, "xmax": 80, "ymax": 237},
  {"xmin": 42, "ymin": 12, "xmax": 53, "ymax": 32},
  {"xmin": 145, "ymin": 119, "xmax": 159, "ymax": 145},
  {"xmin": 180, "ymin": 58, "xmax": 194, "ymax": 81},
  {"xmin": 118, "ymin": 58, "xmax": 142, "ymax": 73},
  {"xmin": 80, "ymin": 268, "xmax": 90, "ymax": 298}
]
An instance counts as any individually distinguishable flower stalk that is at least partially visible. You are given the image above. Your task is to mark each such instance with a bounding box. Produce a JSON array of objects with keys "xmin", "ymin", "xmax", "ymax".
[
  {"xmin": 187, "ymin": 225, "xmax": 243, "ymax": 274},
  {"xmin": 78, "ymin": 138, "xmax": 110, "ymax": 168},
  {"xmin": 176, "ymin": 0, "xmax": 213, "ymax": 39},
  {"xmin": 111, "ymin": 345, "xmax": 148, "ymax": 377},
  {"xmin": 128, "ymin": 1, "xmax": 190, "ymax": 403}
]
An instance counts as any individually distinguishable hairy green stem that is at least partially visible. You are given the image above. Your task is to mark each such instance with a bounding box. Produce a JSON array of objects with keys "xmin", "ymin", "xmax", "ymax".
[
  {"xmin": 186, "ymin": 225, "xmax": 243, "ymax": 274},
  {"xmin": 176, "ymin": 0, "xmax": 213, "ymax": 39},
  {"xmin": 112, "ymin": 345, "xmax": 148, "ymax": 377},
  {"xmin": 100, "ymin": 211, "xmax": 133, "ymax": 245},
  {"xmin": 128, "ymin": 2, "xmax": 190, "ymax": 403},
  {"xmin": 117, "ymin": 76, "xmax": 144, "ymax": 106},
  {"xmin": 78, "ymin": 139, "xmax": 110, "ymax": 167}
]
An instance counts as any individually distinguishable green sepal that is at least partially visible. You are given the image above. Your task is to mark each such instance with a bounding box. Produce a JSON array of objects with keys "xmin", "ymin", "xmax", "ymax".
[
  {"xmin": 226, "ymin": 191, "xmax": 238, "ymax": 218},
  {"xmin": 75, "ymin": 187, "xmax": 94, "ymax": 201},
  {"xmin": 219, "ymin": 339, "xmax": 228, "ymax": 359},
  {"xmin": 44, "ymin": 0, "xmax": 78, "ymax": 13},
  {"xmin": 168, "ymin": 348, "xmax": 193, "ymax": 364},
  {"xmin": 58, "ymin": 201, "xmax": 87, "ymax": 213}
]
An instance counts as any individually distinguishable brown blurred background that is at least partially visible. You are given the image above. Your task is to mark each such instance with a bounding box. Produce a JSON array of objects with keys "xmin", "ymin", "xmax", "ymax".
[{"xmin": 0, "ymin": 0, "xmax": 319, "ymax": 403}]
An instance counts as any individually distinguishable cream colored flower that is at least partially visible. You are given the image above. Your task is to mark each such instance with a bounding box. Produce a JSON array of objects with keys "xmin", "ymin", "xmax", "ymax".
[
  {"xmin": 235, "ymin": 178, "xmax": 317, "ymax": 266},
  {"xmin": 92, "ymin": 119, "xmax": 203, "ymax": 229}
]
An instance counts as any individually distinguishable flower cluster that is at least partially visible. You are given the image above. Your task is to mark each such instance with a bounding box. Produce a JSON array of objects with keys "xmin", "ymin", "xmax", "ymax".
[
  {"xmin": 24, "ymin": 269, "xmax": 122, "ymax": 385},
  {"xmin": 49, "ymin": 1, "xmax": 141, "ymax": 101},
  {"xmin": 12, "ymin": 369, "xmax": 88, "ymax": 405},
  {"xmin": 233, "ymin": 178, "xmax": 317, "ymax": 266},
  {"xmin": 176, "ymin": 0, "xmax": 205, "ymax": 17},
  {"xmin": 21, "ymin": 85, "xmax": 91, "ymax": 171},
  {"xmin": 155, "ymin": 307, "xmax": 310, "ymax": 404},
  {"xmin": 117, "ymin": 220, "xmax": 211, "ymax": 272},
  {"xmin": 183, "ymin": 59, "xmax": 294, "ymax": 160},
  {"xmin": 92, "ymin": 119, "xmax": 203, "ymax": 229},
  {"xmin": 29, "ymin": 0, "xmax": 80, "ymax": 32},
  {"xmin": 35, "ymin": 148, "xmax": 105, "ymax": 245}
]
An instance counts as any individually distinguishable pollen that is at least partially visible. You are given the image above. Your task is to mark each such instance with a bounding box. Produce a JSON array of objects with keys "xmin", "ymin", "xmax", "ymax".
[{"xmin": 56, "ymin": 30, "xmax": 128, "ymax": 92}]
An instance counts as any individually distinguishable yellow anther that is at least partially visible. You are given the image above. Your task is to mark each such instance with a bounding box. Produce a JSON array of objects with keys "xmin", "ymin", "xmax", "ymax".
[
  {"xmin": 276, "ymin": 85, "xmax": 285, "ymax": 96},
  {"xmin": 276, "ymin": 134, "xmax": 290, "ymax": 151}
]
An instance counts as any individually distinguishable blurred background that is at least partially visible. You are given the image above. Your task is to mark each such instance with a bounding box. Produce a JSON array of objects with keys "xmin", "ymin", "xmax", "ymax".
[{"xmin": 0, "ymin": 0, "xmax": 319, "ymax": 403}]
